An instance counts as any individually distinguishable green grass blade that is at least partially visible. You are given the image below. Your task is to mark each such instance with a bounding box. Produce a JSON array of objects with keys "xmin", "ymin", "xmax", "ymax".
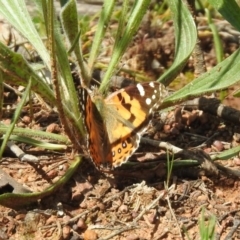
[
  {"xmin": 209, "ymin": 0, "xmax": 240, "ymax": 31},
  {"xmin": 0, "ymin": 78, "xmax": 32, "ymax": 159},
  {"xmin": 47, "ymin": 0, "xmax": 85, "ymax": 133},
  {"xmin": 0, "ymin": 0, "xmax": 50, "ymax": 68},
  {"xmin": 0, "ymin": 155, "xmax": 82, "ymax": 208},
  {"xmin": 199, "ymin": 208, "xmax": 216, "ymax": 240},
  {"xmin": 88, "ymin": 0, "xmax": 116, "ymax": 77},
  {"xmin": 114, "ymin": 0, "xmax": 130, "ymax": 47},
  {"xmin": 164, "ymin": 48, "xmax": 240, "ymax": 104},
  {"xmin": 211, "ymin": 145, "xmax": 240, "ymax": 161},
  {"xmin": 0, "ymin": 41, "xmax": 55, "ymax": 104},
  {"xmin": 8, "ymin": 135, "xmax": 67, "ymax": 150},
  {"xmin": 206, "ymin": 8, "xmax": 224, "ymax": 63},
  {"xmin": 158, "ymin": 0, "xmax": 197, "ymax": 85},
  {"xmin": 59, "ymin": 0, "xmax": 89, "ymax": 125},
  {"xmin": 100, "ymin": 0, "xmax": 151, "ymax": 92},
  {"xmin": 0, "ymin": 41, "xmax": 81, "ymax": 134},
  {"xmin": 0, "ymin": 125, "xmax": 70, "ymax": 144},
  {"xmin": 0, "ymin": 70, "xmax": 3, "ymax": 119},
  {"xmin": 61, "ymin": 0, "xmax": 91, "ymax": 87}
]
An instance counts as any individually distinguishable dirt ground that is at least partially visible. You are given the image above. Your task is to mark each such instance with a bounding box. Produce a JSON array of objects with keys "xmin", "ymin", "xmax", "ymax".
[{"xmin": 1, "ymin": 3, "xmax": 240, "ymax": 240}]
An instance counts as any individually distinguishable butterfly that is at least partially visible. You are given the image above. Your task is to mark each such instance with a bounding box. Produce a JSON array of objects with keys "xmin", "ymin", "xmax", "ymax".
[{"xmin": 79, "ymin": 81, "xmax": 168, "ymax": 169}]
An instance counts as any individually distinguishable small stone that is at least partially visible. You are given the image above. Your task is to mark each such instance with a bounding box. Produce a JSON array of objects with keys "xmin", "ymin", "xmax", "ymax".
[
  {"xmin": 22, "ymin": 115, "xmax": 31, "ymax": 124},
  {"xmin": 62, "ymin": 225, "xmax": 71, "ymax": 239},
  {"xmin": 118, "ymin": 204, "xmax": 128, "ymax": 213},
  {"xmin": 83, "ymin": 229, "xmax": 98, "ymax": 240},
  {"xmin": 212, "ymin": 140, "xmax": 224, "ymax": 151},
  {"xmin": 233, "ymin": 157, "xmax": 240, "ymax": 166},
  {"xmin": 46, "ymin": 123, "xmax": 61, "ymax": 133},
  {"xmin": 146, "ymin": 210, "xmax": 156, "ymax": 224},
  {"xmin": 197, "ymin": 195, "xmax": 208, "ymax": 202},
  {"xmin": 97, "ymin": 203, "xmax": 105, "ymax": 211},
  {"xmin": 62, "ymin": 215, "xmax": 71, "ymax": 224},
  {"xmin": 77, "ymin": 218, "xmax": 87, "ymax": 229},
  {"xmin": 132, "ymin": 211, "xmax": 138, "ymax": 218},
  {"xmin": 215, "ymin": 188, "xmax": 224, "ymax": 197},
  {"xmin": 47, "ymin": 169, "xmax": 58, "ymax": 179},
  {"xmin": 126, "ymin": 234, "xmax": 139, "ymax": 240},
  {"xmin": 80, "ymin": 202, "xmax": 87, "ymax": 209},
  {"xmin": 46, "ymin": 215, "xmax": 57, "ymax": 225}
]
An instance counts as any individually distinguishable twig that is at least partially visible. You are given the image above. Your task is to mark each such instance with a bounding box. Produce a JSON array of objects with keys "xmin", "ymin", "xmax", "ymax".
[
  {"xmin": 98, "ymin": 226, "xmax": 138, "ymax": 240},
  {"xmin": 224, "ymin": 218, "xmax": 240, "ymax": 240},
  {"xmin": 165, "ymin": 186, "xmax": 184, "ymax": 239},
  {"xmin": 62, "ymin": 185, "xmax": 135, "ymax": 225},
  {"xmin": 186, "ymin": 0, "xmax": 207, "ymax": 77},
  {"xmin": 141, "ymin": 138, "xmax": 183, "ymax": 154},
  {"xmin": 56, "ymin": 221, "xmax": 62, "ymax": 240},
  {"xmin": 133, "ymin": 190, "xmax": 167, "ymax": 223},
  {"xmin": 218, "ymin": 208, "xmax": 240, "ymax": 222},
  {"xmin": 184, "ymin": 97, "xmax": 240, "ymax": 125},
  {"xmin": 215, "ymin": 163, "xmax": 240, "ymax": 177},
  {"xmin": 98, "ymin": 187, "xmax": 167, "ymax": 240},
  {"xmin": 7, "ymin": 141, "xmax": 38, "ymax": 163}
]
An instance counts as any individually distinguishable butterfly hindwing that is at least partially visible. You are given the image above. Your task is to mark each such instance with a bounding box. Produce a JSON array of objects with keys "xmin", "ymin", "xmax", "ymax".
[{"xmin": 79, "ymin": 87, "xmax": 112, "ymax": 167}]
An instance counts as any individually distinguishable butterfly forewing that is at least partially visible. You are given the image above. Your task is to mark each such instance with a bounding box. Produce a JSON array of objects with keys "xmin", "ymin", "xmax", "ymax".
[
  {"xmin": 105, "ymin": 82, "xmax": 165, "ymax": 140},
  {"xmin": 103, "ymin": 82, "xmax": 167, "ymax": 167}
]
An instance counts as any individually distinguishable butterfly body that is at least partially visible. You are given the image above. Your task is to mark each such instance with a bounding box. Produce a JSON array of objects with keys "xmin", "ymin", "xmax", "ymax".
[{"xmin": 80, "ymin": 82, "xmax": 167, "ymax": 169}]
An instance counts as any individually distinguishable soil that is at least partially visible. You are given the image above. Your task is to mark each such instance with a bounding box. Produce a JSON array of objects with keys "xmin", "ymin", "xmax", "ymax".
[{"xmin": 1, "ymin": 2, "xmax": 240, "ymax": 240}]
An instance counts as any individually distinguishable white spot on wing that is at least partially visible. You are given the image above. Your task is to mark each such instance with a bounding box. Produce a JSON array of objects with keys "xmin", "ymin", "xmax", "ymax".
[
  {"xmin": 146, "ymin": 98, "xmax": 152, "ymax": 105},
  {"xmin": 149, "ymin": 82, "xmax": 155, "ymax": 88},
  {"xmin": 137, "ymin": 83, "xmax": 145, "ymax": 96}
]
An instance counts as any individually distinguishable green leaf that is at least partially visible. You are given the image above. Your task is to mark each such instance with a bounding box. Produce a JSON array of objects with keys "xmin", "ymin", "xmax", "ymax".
[
  {"xmin": 0, "ymin": 70, "xmax": 3, "ymax": 119},
  {"xmin": 211, "ymin": 145, "xmax": 240, "ymax": 161},
  {"xmin": 100, "ymin": 0, "xmax": 151, "ymax": 92},
  {"xmin": 0, "ymin": 41, "xmax": 55, "ymax": 104},
  {"xmin": 0, "ymin": 0, "xmax": 50, "ymax": 68},
  {"xmin": 0, "ymin": 78, "xmax": 32, "ymax": 159},
  {"xmin": 164, "ymin": 48, "xmax": 240, "ymax": 104},
  {"xmin": 0, "ymin": 156, "xmax": 82, "ymax": 208},
  {"xmin": 0, "ymin": 125, "xmax": 70, "ymax": 144},
  {"xmin": 60, "ymin": 0, "xmax": 90, "ymax": 97},
  {"xmin": 8, "ymin": 135, "xmax": 67, "ymax": 150},
  {"xmin": 209, "ymin": 0, "xmax": 240, "ymax": 32},
  {"xmin": 0, "ymin": 41, "xmax": 81, "ymax": 135},
  {"xmin": 158, "ymin": 0, "xmax": 197, "ymax": 85},
  {"xmin": 233, "ymin": 90, "xmax": 240, "ymax": 97},
  {"xmin": 206, "ymin": 8, "xmax": 224, "ymax": 63},
  {"xmin": 88, "ymin": 0, "xmax": 116, "ymax": 77}
]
